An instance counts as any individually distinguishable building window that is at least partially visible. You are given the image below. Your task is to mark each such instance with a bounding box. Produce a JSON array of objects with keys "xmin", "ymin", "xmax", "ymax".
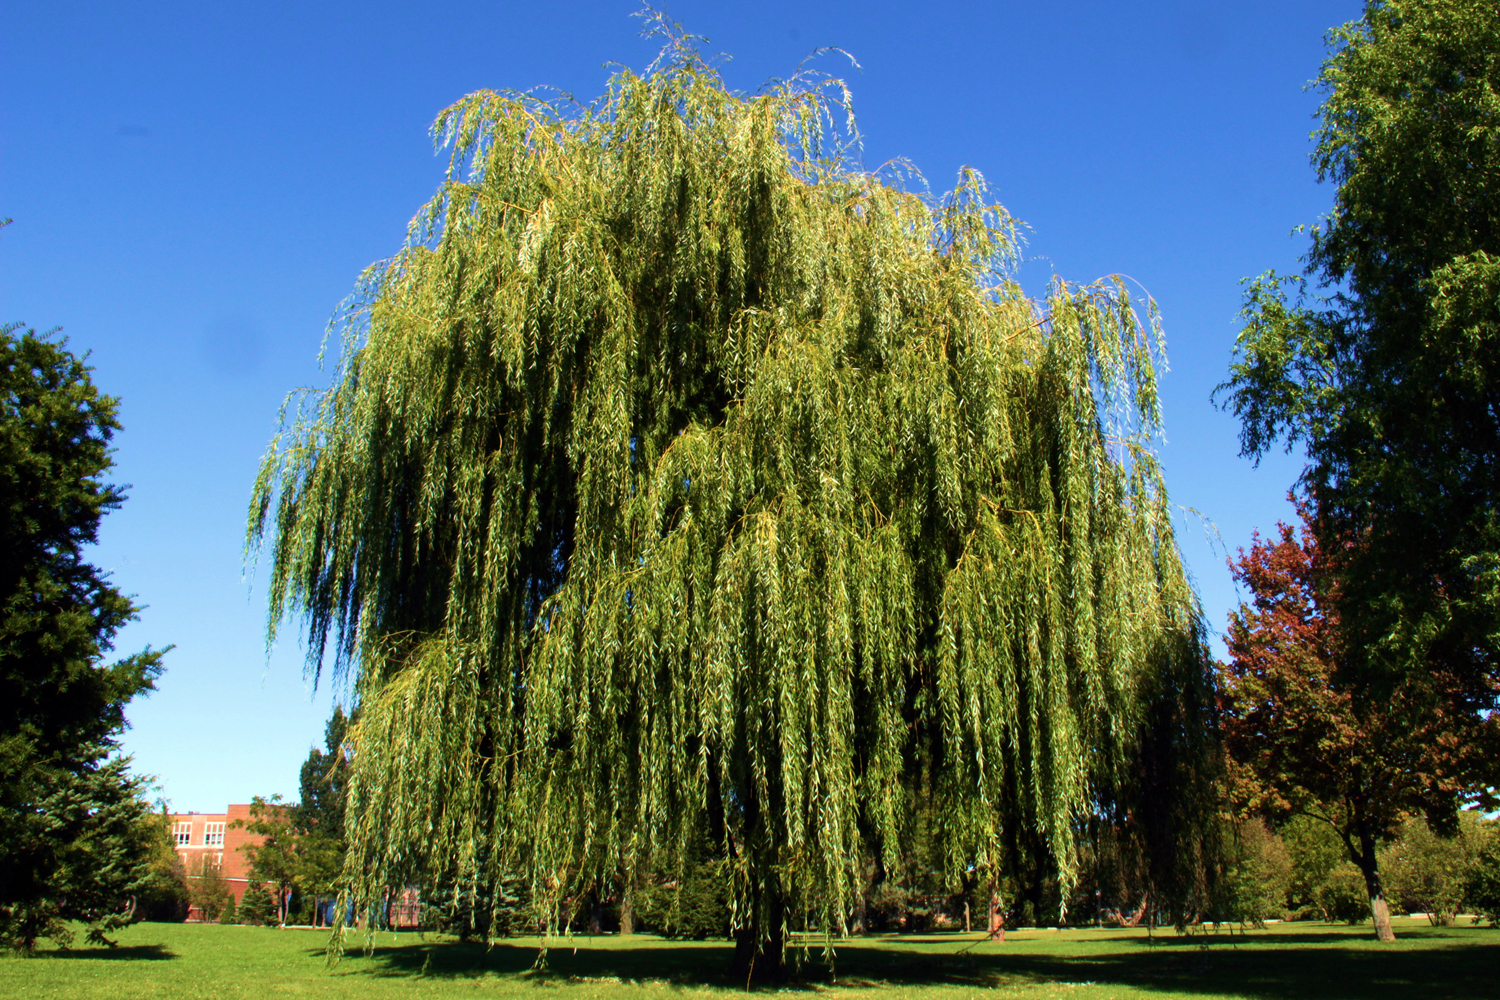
[
  {"xmin": 205, "ymin": 822, "xmax": 225, "ymax": 847},
  {"xmin": 174, "ymin": 822, "xmax": 191, "ymax": 846},
  {"xmin": 214, "ymin": 851, "xmax": 224, "ymax": 868}
]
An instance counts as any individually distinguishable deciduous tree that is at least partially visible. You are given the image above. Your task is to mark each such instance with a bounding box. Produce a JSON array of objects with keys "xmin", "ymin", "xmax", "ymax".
[
  {"xmin": 233, "ymin": 797, "xmax": 298, "ymax": 927},
  {"xmin": 293, "ymin": 708, "xmax": 352, "ymax": 923},
  {"xmin": 1217, "ymin": 0, "xmax": 1500, "ymax": 737},
  {"xmin": 1219, "ymin": 504, "xmax": 1490, "ymax": 940},
  {"xmin": 187, "ymin": 853, "xmax": 232, "ymax": 923},
  {"xmin": 250, "ymin": 20, "xmax": 1215, "ymax": 977}
]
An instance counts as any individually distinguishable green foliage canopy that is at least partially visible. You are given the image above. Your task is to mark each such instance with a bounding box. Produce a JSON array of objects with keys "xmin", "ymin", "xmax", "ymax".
[
  {"xmin": 233, "ymin": 797, "xmax": 300, "ymax": 927},
  {"xmin": 249, "ymin": 30, "xmax": 1212, "ymax": 955},
  {"xmin": 1218, "ymin": 0, "xmax": 1500, "ymax": 724}
]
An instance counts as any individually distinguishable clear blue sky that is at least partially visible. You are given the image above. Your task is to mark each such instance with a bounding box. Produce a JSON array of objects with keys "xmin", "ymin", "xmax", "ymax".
[{"xmin": 2, "ymin": 0, "xmax": 1358, "ymax": 810}]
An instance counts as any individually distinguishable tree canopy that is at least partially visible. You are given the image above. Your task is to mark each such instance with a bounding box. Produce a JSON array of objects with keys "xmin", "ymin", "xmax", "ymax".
[
  {"xmin": 1217, "ymin": 0, "xmax": 1500, "ymax": 727},
  {"xmin": 0, "ymin": 323, "xmax": 163, "ymax": 780},
  {"xmin": 1217, "ymin": 502, "xmax": 1490, "ymax": 941},
  {"xmin": 293, "ymin": 707, "xmax": 354, "ymax": 918},
  {"xmin": 0, "ymin": 317, "xmax": 168, "ymax": 952},
  {"xmin": 250, "ymin": 23, "xmax": 1214, "ymax": 972}
]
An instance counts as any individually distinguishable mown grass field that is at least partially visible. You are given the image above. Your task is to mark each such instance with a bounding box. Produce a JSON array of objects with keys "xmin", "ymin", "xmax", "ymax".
[{"xmin": 3, "ymin": 916, "xmax": 1493, "ymax": 1000}]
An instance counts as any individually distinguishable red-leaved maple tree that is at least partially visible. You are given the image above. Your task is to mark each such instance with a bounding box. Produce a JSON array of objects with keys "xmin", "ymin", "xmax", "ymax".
[{"xmin": 1219, "ymin": 501, "xmax": 1490, "ymax": 942}]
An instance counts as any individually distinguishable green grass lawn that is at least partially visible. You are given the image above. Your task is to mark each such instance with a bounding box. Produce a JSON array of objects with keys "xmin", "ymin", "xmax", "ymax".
[{"xmin": 2, "ymin": 917, "xmax": 1494, "ymax": 1000}]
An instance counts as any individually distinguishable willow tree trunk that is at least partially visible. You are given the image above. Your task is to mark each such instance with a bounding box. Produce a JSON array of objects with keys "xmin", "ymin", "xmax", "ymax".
[
  {"xmin": 987, "ymin": 877, "xmax": 1005, "ymax": 941},
  {"xmin": 619, "ymin": 890, "xmax": 634, "ymax": 936},
  {"xmin": 730, "ymin": 885, "xmax": 787, "ymax": 983}
]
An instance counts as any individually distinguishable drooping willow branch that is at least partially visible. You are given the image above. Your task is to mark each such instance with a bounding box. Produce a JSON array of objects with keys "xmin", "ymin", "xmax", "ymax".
[{"xmin": 249, "ymin": 26, "xmax": 1212, "ymax": 949}]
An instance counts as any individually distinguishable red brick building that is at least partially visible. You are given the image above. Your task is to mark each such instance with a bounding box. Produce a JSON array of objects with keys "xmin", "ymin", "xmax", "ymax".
[{"xmin": 168, "ymin": 804, "xmax": 264, "ymax": 908}]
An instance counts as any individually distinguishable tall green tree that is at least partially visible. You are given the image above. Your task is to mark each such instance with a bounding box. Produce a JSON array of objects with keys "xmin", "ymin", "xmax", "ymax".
[
  {"xmin": 1218, "ymin": 1, "xmax": 1500, "ymax": 735},
  {"xmin": 136, "ymin": 805, "xmax": 191, "ymax": 923},
  {"xmin": 296, "ymin": 706, "xmax": 351, "ymax": 845},
  {"xmin": 249, "ymin": 21, "xmax": 1213, "ymax": 977},
  {"xmin": 233, "ymin": 797, "xmax": 299, "ymax": 927},
  {"xmin": 0, "ymin": 316, "xmax": 168, "ymax": 952},
  {"xmin": 294, "ymin": 708, "xmax": 353, "ymax": 923}
]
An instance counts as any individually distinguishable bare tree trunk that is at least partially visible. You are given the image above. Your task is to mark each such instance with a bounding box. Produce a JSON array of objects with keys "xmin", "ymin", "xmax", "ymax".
[
  {"xmin": 1367, "ymin": 890, "xmax": 1395, "ymax": 942},
  {"xmin": 1355, "ymin": 822, "xmax": 1396, "ymax": 943},
  {"xmin": 1336, "ymin": 805, "xmax": 1395, "ymax": 943},
  {"xmin": 987, "ymin": 876, "xmax": 1005, "ymax": 942},
  {"xmin": 617, "ymin": 853, "xmax": 638, "ymax": 935}
]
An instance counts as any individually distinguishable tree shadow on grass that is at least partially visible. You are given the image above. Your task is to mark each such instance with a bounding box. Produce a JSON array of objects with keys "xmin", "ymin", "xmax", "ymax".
[
  {"xmin": 858, "ymin": 942, "xmax": 1495, "ymax": 1000},
  {"xmin": 32, "ymin": 944, "xmax": 176, "ymax": 961},
  {"xmin": 347, "ymin": 931, "xmax": 1498, "ymax": 999},
  {"xmin": 331, "ymin": 938, "xmax": 738, "ymax": 984}
]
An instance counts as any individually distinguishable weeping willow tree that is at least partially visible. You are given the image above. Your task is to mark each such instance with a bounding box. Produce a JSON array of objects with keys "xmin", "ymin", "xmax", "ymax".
[{"xmin": 250, "ymin": 23, "xmax": 1214, "ymax": 976}]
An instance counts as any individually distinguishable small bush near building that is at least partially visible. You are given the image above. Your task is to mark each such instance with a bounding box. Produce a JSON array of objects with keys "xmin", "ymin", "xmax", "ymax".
[
  {"xmin": 238, "ymin": 886, "xmax": 275, "ymax": 926},
  {"xmin": 188, "ymin": 856, "xmax": 232, "ymax": 923}
]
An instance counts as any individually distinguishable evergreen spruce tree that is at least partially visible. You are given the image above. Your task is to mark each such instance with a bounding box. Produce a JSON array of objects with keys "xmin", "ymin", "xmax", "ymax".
[
  {"xmin": 0, "ymin": 308, "xmax": 169, "ymax": 952},
  {"xmin": 250, "ymin": 19, "xmax": 1214, "ymax": 977},
  {"xmin": 237, "ymin": 885, "xmax": 274, "ymax": 926}
]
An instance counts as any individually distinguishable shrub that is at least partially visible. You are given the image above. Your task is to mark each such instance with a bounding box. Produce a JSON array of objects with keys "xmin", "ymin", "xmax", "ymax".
[
  {"xmin": 1381, "ymin": 817, "xmax": 1474, "ymax": 925},
  {"xmin": 1280, "ymin": 815, "xmax": 1346, "ymax": 917},
  {"xmin": 639, "ymin": 859, "xmax": 730, "ymax": 940},
  {"xmin": 238, "ymin": 885, "xmax": 275, "ymax": 926},
  {"xmin": 1465, "ymin": 832, "xmax": 1500, "ymax": 925},
  {"xmin": 419, "ymin": 852, "xmax": 536, "ymax": 939},
  {"xmin": 864, "ymin": 881, "xmax": 910, "ymax": 932},
  {"xmin": 1315, "ymin": 864, "xmax": 1369, "ymax": 924},
  {"xmin": 1222, "ymin": 820, "xmax": 1292, "ymax": 926}
]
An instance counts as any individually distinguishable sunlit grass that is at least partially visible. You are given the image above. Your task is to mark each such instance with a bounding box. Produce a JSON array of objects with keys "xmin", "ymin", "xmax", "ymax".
[{"xmin": 2, "ymin": 916, "xmax": 1493, "ymax": 999}]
